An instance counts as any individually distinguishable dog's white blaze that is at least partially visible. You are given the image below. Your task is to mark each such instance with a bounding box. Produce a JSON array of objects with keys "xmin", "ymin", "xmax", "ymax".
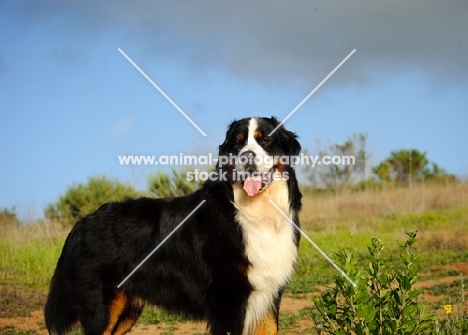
[
  {"xmin": 233, "ymin": 180, "xmax": 297, "ymax": 334},
  {"xmin": 237, "ymin": 118, "xmax": 272, "ymax": 173}
]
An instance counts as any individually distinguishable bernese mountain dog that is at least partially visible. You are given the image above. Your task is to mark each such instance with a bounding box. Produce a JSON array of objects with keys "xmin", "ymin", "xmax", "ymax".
[{"xmin": 45, "ymin": 116, "xmax": 302, "ymax": 335}]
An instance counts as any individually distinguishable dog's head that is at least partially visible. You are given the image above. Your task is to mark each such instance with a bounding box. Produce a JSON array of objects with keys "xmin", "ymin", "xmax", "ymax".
[{"xmin": 217, "ymin": 117, "xmax": 301, "ymax": 196}]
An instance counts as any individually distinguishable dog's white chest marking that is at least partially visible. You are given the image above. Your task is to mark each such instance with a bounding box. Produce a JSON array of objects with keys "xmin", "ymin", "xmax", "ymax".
[{"xmin": 233, "ymin": 180, "xmax": 297, "ymax": 333}]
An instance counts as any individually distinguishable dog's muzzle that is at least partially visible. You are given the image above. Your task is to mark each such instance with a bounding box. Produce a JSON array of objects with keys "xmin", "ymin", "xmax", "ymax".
[{"xmin": 238, "ymin": 151, "xmax": 276, "ymax": 196}]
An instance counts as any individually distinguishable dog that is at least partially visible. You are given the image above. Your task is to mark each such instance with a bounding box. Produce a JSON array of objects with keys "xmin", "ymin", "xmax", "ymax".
[{"xmin": 44, "ymin": 116, "xmax": 302, "ymax": 335}]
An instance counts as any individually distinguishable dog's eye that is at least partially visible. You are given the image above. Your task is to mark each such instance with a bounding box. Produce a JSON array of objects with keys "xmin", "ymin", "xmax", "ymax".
[
  {"xmin": 234, "ymin": 139, "xmax": 245, "ymax": 150},
  {"xmin": 260, "ymin": 138, "xmax": 271, "ymax": 146}
]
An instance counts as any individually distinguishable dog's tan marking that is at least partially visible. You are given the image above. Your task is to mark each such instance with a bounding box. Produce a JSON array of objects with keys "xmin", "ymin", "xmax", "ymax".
[
  {"xmin": 276, "ymin": 160, "xmax": 286, "ymax": 173},
  {"xmin": 238, "ymin": 261, "xmax": 251, "ymax": 277},
  {"xmin": 250, "ymin": 310, "xmax": 277, "ymax": 335},
  {"xmin": 103, "ymin": 291, "xmax": 127, "ymax": 335},
  {"xmin": 112, "ymin": 316, "xmax": 139, "ymax": 335},
  {"xmin": 111, "ymin": 297, "xmax": 144, "ymax": 335}
]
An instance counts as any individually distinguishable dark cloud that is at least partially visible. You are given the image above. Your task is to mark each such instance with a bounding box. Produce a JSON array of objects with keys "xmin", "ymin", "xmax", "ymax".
[{"xmin": 6, "ymin": 0, "xmax": 468, "ymax": 87}]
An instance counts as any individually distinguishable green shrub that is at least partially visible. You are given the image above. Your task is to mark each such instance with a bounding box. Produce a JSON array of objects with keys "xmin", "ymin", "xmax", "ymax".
[
  {"xmin": 148, "ymin": 168, "xmax": 204, "ymax": 198},
  {"xmin": 0, "ymin": 207, "xmax": 20, "ymax": 228},
  {"xmin": 44, "ymin": 176, "xmax": 141, "ymax": 227},
  {"xmin": 311, "ymin": 231, "xmax": 433, "ymax": 334}
]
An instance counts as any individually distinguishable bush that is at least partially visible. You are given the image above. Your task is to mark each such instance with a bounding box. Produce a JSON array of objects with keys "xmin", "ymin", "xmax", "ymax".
[
  {"xmin": 311, "ymin": 231, "xmax": 468, "ymax": 334},
  {"xmin": 312, "ymin": 231, "xmax": 433, "ymax": 334},
  {"xmin": 0, "ymin": 207, "xmax": 20, "ymax": 228},
  {"xmin": 434, "ymin": 274, "xmax": 468, "ymax": 334},
  {"xmin": 148, "ymin": 168, "xmax": 204, "ymax": 198},
  {"xmin": 44, "ymin": 176, "xmax": 141, "ymax": 227}
]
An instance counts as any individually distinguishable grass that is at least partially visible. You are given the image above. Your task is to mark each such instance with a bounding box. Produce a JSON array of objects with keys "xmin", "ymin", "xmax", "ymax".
[
  {"xmin": 297, "ymin": 206, "xmax": 468, "ymax": 292},
  {"xmin": 432, "ymin": 279, "xmax": 465, "ymax": 297},
  {"xmin": 0, "ymin": 326, "xmax": 38, "ymax": 335},
  {"xmin": 0, "ymin": 238, "xmax": 64, "ymax": 290},
  {"xmin": 0, "ymin": 182, "xmax": 467, "ymax": 332},
  {"xmin": 289, "ymin": 184, "xmax": 468, "ymax": 294},
  {"xmin": 0, "ymin": 220, "xmax": 65, "ymax": 290},
  {"xmin": 0, "ymin": 220, "xmax": 67, "ymax": 317},
  {"xmin": 279, "ymin": 308, "xmax": 311, "ymax": 333},
  {"xmin": 139, "ymin": 306, "xmax": 187, "ymax": 325}
]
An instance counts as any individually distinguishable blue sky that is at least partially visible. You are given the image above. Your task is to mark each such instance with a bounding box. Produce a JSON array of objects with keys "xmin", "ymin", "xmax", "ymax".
[{"xmin": 1, "ymin": 1, "xmax": 467, "ymax": 219}]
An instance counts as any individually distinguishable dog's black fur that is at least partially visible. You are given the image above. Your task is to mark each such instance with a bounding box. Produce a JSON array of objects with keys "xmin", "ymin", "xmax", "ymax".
[{"xmin": 44, "ymin": 117, "xmax": 301, "ymax": 335}]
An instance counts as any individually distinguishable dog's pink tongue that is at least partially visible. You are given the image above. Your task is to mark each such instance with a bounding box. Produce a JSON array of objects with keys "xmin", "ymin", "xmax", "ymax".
[{"xmin": 243, "ymin": 175, "xmax": 262, "ymax": 196}]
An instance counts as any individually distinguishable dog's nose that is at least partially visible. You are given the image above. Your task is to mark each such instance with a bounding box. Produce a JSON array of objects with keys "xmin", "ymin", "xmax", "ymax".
[
  {"xmin": 240, "ymin": 151, "xmax": 256, "ymax": 163},
  {"xmin": 240, "ymin": 151, "xmax": 256, "ymax": 172}
]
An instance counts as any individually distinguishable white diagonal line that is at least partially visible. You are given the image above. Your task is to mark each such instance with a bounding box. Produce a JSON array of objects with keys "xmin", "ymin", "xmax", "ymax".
[
  {"xmin": 268, "ymin": 200, "xmax": 357, "ymax": 287},
  {"xmin": 117, "ymin": 200, "xmax": 206, "ymax": 288},
  {"xmin": 118, "ymin": 48, "xmax": 207, "ymax": 137},
  {"xmin": 269, "ymin": 49, "xmax": 356, "ymax": 136}
]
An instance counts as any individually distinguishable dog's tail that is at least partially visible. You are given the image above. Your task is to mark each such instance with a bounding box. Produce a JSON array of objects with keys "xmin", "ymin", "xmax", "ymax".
[{"xmin": 44, "ymin": 259, "xmax": 77, "ymax": 335}]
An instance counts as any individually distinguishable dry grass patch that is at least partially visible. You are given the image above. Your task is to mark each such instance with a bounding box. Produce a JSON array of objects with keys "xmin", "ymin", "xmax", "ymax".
[{"xmin": 300, "ymin": 182, "xmax": 468, "ymax": 231}]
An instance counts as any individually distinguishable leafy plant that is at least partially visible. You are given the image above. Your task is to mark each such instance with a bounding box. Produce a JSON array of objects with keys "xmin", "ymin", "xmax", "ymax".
[
  {"xmin": 0, "ymin": 207, "xmax": 20, "ymax": 228},
  {"xmin": 148, "ymin": 168, "xmax": 204, "ymax": 198},
  {"xmin": 312, "ymin": 231, "xmax": 433, "ymax": 334},
  {"xmin": 44, "ymin": 176, "xmax": 141, "ymax": 226},
  {"xmin": 434, "ymin": 273, "xmax": 468, "ymax": 334}
]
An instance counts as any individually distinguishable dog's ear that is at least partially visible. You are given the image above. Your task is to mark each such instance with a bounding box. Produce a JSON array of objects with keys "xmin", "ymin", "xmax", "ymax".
[
  {"xmin": 218, "ymin": 140, "xmax": 228, "ymax": 162},
  {"xmin": 217, "ymin": 142, "xmax": 228, "ymax": 170},
  {"xmin": 217, "ymin": 120, "xmax": 237, "ymax": 170},
  {"xmin": 269, "ymin": 116, "xmax": 301, "ymax": 157},
  {"xmin": 282, "ymin": 130, "xmax": 301, "ymax": 157}
]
